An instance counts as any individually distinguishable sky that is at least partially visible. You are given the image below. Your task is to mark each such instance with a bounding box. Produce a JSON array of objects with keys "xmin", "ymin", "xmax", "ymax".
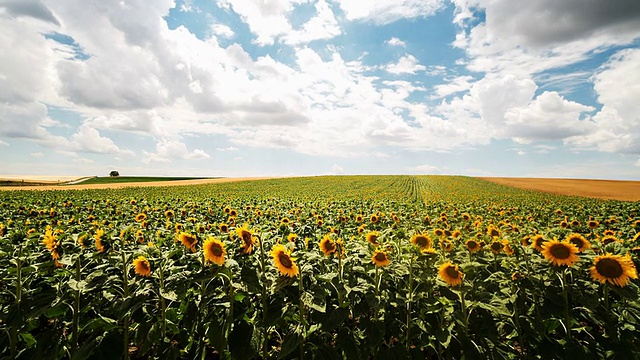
[{"xmin": 1, "ymin": 0, "xmax": 640, "ymax": 179}]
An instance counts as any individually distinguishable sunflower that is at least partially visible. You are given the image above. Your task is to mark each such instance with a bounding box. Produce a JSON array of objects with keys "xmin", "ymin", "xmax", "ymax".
[
  {"xmin": 487, "ymin": 225, "xmax": 501, "ymax": 238},
  {"xmin": 462, "ymin": 213, "xmax": 471, "ymax": 221},
  {"xmin": 587, "ymin": 220, "xmax": 599, "ymax": 229},
  {"xmin": 370, "ymin": 214, "xmax": 379, "ymax": 224},
  {"xmin": 133, "ymin": 256, "xmax": 151, "ymax": 277},
  {"xmin": 570, "ymin": 220, "xmax": 581, "ymax": 227},
  {"xmin": 178, "ymin": 232, "xmax": 198, "ymax": 252},
  {"xmin": 287, "ymin": 234, "xmax": 298, "ymax": 243},
  {"xmin": 438, "ymin": 262, "xmax": 463, "ymax": 287},
  {"xmin": 452, "ymin": 230, "xmax": 461, "ymax": 239},
  {"xmin": 229, "ymin": 209, "xmax": 238, "ymax": 217},
  {"xmin": 355, "ymin": 214, "xmax": 364, "ymax": 223},
  {"xmin": 271, "ymin": 244, "xmax": 299, "ymax": 277},
  {"xmin": 135, "ymin": 213, "xmax": 147, "ymax": 222},
  {"xmin": 504, "ymin": 243, "xmax": 514, "ymax": 256},
  {"xmin": 366, "ymin": 231, "xmax": 380, "ymax": 245},
  {"xmin": 203, "ymin": 236, "xmax": 226, "ymax": 265},
  {"xmin": 566, "ymin": 233, "xmax": 590, "ymax": 252},
  {"xmin": 42, "ymin": 226, "xmax": 57, "ymax": 252},
  {"xmin": 591, "ymin": 254, "xmax": 638, "ymax": 287},
  {"xmin": 441, "ymin": 239, "xmax": 454, "ymax": 252},
  {"xmin": 541, "ymin": 239, "xmax": 579, "ymax": 267},
  {"xmin": 319, "ymin": 235, "xmax": 336, "ymax": 256},
  {"xmin": 357, "ymin": 225, "xmax": 366, "ymax": 234},
  {"xmin": 423, "ymin": 215, "xmax": 431, "ymax": 224},
  {"xmin": 316, "ymin": 219, "xmax": 324, "ymax": 227},
  {"xmin": 410, "ymin": 233, "xmax": 432, "ymax": 250},
  {"xmin": 95, "ymin": 228, "xmax": 106, "ymax": 253},
  {"xmin": 372, "ymin": 250, "xmax": 390, "ymax": 267},
  {"xmin": 521, "ymin": 236, "xmax": 532, "ymax": 247},
  {"xmin": 602, "ymin": 235, "xmax": 620, "ymax": 245},
  {"xmin": 489, "ymin": 240, "xmax": 504, "ymax": 254},
  {"xmin": 531, "ymin": 234, "xmax": 546, "ymax": 251},
  {"xmin": 560, "ymin": 220, "xmax": 569, "ymax": 229},
  {"xmin": 603, "ymin": 230, "xmax": 616, "ymax": 236},
  {"xmin": 465, "ymin": 239, "xmax": 481, "ymax": 252},
  {"xmin": 236, "ymin": 224, "xmax": 256, "ymax": 254}
]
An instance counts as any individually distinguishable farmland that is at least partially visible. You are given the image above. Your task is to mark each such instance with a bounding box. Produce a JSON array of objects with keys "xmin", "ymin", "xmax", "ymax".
[{"xmin": 1, "ymin": 175, "xmax": 639, "ymax": 359}]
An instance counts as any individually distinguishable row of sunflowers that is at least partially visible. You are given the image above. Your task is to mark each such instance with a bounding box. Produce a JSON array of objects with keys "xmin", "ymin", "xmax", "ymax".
[{"xmin": 1, "ymin": 175, "xmax": 640, "ymax": 359}]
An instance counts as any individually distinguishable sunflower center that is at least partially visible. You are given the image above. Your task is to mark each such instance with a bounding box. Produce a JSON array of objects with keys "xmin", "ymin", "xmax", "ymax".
[
  {"xmin": 139, "ymin": 261, "xmax": 149, "ymax": 272},
  {"xmin": 278, "ymin": 252, "xmax": 293, "ymax": 268},
  {"xmin": 491, "ymin": 242, "xmax": 503, "ymax": 251},
  {"xmin": 415, "ymin": 236, "xmax": 429, "ymax": 247},
  {"xmin": 241, "ymin": 230, "xmax": 252, "ymax": 244},
  {"xmin": 369, "ymin": 235, "xmax": 378, "ymax": 243},
  {"xmin": 467, "ymin": 240, "xmax": 478, "ymax": 249},
  {"xmin": 445, "ymin": 266, "xmax": 459, "ymax": 279},
  {"xmin": 211, "ymin": 243, "xmax": 223, "ymax": 256},
  {"xmin": 548, "ymin": 244, "xmax": 571, "ymax": 259},
  {"xmin": 374, "ymin": 252, "xmax": 387, "ymax": 262},
  {"xmin": 596, "ymin": 258, "xmax": 624, "ymax": 278},
  {"xmin": 325, "ymin": 241, "xmax": 335, "ymax": 251},
  {"xmin": 569, "ymin": 238, "xmax": 584, "ymax": 248}
]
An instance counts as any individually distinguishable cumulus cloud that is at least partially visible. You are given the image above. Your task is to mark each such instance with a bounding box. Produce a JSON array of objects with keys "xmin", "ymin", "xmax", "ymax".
[
  {"xmin": 414, "ymin": 164, "xmax": 440, "ymax": 174},
  {"xmin": 386, "ymin": 37, "xmax": 406, "ymax": 47},
  {"xmin": 70, "ymin": 123, "xmax": 134, "ymax": 155},
  {"xmin": 335, "ymin": 0, "xmax": 443, "ymax": 24},
  {"xmin": 0, "ymin": 0, "xmax": 60, "ymax": 25},
  {"xmin": 210, "ymin": 23, "xmax": 235, "ymax": 38},
  {"xmin": 282, "ymin": 0, "xmax": 341, "ymax": 45},
  {"xmin": 143, "ymin": 138, "xmax": 210, "ymax": 163},
  {"xmin": 386, "ymin": 54, "xmax": 426, "ymax": 74}
]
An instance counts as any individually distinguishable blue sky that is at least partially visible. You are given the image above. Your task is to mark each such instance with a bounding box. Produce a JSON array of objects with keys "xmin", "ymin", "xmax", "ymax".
[{"xmin": 1, "ymin": 0, "xmax": 640, "ymax": 179}]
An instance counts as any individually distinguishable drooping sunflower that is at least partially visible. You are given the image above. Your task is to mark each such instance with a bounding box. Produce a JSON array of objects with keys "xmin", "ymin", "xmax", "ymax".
[
  {"xmin": 236, "ymin": 224, "xmax": 256, "ymax": 254},
  {"xmin": 271, "ymin": 244, "xmax": 299, "ymax": 277},
  {"xmin": 178, "ymin": 232, "xmax": 198, "ymax": 252},
  {"xmin": 504, "ymin": 243, "xmax": 515, "ymax": 256},
  {"xmin": 531, "ymin": 234, "xmax": 546, "ymax": 251},
  {"xmin": 133, "ymin": 256, "xmax": 151, "ymax": 277},
  {"xmin": 366, "ymin": 231, "xmax": 380, "ymax": 245},
  {"xmin": 521, "ymin": 236, "xmax": 532, "ymax": 247},
  {"xmin": 566, "ymin": 233, "xmax": 590, "ymax": 252},
  {"xmin": 438, "ymin": 262, "xmax": 463, "ymax": 287},
  {"xmin": 465, "ymin": 239, "xmax": 481, "ymax": 252},
  {"xmin": 410, "ymin": 233, "xmax": 432, "ymax": 250},
  {"xmin": 95, "ymin": 228, "xmax": 106, "ymax": 253},
  {"xmin": 541, "ymin": 239, "xmax": 579, "ymax": 267},
  {"xmin": 372, "ymin": 250, "xmax": 390, "ymax": 267},
  {"xmin": 319, "ymin": 235, "xmax": 337, "ymax": 256},
  {"xmin": 590, "ymin": 253, "xmax": 638, "ymax": 287},
  {"xmin": 203, "ymin": 236, "xmax": 226, "ymax": 266}
]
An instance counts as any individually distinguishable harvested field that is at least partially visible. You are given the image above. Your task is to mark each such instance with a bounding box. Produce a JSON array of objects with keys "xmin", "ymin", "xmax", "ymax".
[
  {"xmin": 479, "ymin": 177, "xmax": 640, "ymax": 201},
  {"xmin": 0, "ymin": 177, "xmax": 275, "ymax": 191}
]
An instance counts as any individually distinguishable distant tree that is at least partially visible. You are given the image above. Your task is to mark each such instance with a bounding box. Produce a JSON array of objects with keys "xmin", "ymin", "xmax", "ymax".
[{"xmin": 109, "ymin": 170, "xmax": 120, "ymax": 177}]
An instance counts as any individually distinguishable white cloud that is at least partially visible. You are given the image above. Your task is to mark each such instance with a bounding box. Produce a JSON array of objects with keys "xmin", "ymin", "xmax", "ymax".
[
  {"xmin": 432, "ymin": 75, "xmax": 474, "ymax": 98},
  {"xmin": 143, "ymin": 138, "xmax": 210, "ymax": 163},
  {"xmin": 636, "ymin": 159, "xmax": 640, "ymax": 167},
  {"xmin": 70, "ymin": 123, "xmax": 134, "ymax": 155},
  {"xmin": 0, "ymin": 140, "xmax": 8, "ymax": 146},
  {"xmin": 210, "ymin": 23, "xmax": 235, "ymax": 39},
  {"xmin": 217, "ymin": 146, "xmax": 239, "ymax": 151},
  {"xmin": 386, "ymin": 54, "xmax": 426, "ymax": 74},
  {"xmin": 414, "ymin": 164, "xmax": 440, "ymax": 174},
  {"xmin": 386, "ymin": 37, "xmax": 406, "ymax": 47},
  {"xmin": 330, "ymin": 164, "xmax": 344, "ymax": 174},
  {"xmin": 282, "ymin": 0, "xmax": 341, "ymax": 45},
  {"xmin": 335, "ymin": 0, "xmax": 444, "ymax": 24},
  {"xmin": 31, "ymin": 152, "xmax": 43, "ymax": 157}
]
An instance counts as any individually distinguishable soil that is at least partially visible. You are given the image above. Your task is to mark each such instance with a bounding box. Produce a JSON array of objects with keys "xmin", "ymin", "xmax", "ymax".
[{"xmin": 478, "ymin": 177, "xmax": 640, "ymax": 202}]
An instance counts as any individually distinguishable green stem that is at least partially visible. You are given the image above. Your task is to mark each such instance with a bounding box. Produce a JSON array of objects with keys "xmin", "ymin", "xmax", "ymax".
[
  {"xmin": 158, "ymin": 263, "xmax": 167, "ymax": 341},
  {"xmin": 604, "ymin": 282, "xmax": 610, "ymax": 311},
  {"xmin": 375, "ymin": 265, "xmax": 380, "ymax": 298},
  {"xmin": 258, "ymin": 236, "xmax": 269, "ymax": 359},
  {"xmin": 337, "ymin": 249, "xmax": 344, "ymax": 306},
  {"xmin": 406, "ymin": 256, "xmax": 414, "ymax": 348},
  {"xmin": 459, "ymin": 285, "xmax": 468, "ymax": 336},
  {"xmin": 513, "ymin": 287, "xmax": 526, "ymax": 357},
  {"xmin": 561, "ymin": 268, "xmax": 572, "ymax": 341},
  {"xmin": 11, "ymin": 242, "xmax": 23, "ymax": 358},
  {"xmin": 299, "ymin": 272, "xmax": 305, "ymax": 360},
  {"xmin": 121, "ymin": 241, "xmax": 130, "ymax": 360},
  {"xmin": 228, "ymin": 275, "xmax": 234, "ymax": 339},
  {"xmin": 72, "ymin": 257, "xmax": 81, "ymax": 358}
]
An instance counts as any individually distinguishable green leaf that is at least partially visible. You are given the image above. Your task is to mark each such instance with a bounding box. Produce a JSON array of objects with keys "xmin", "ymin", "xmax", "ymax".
[
  {"xmin": 160, "ymin": 290, "xmax": 178, "ymax": 301},
  {"xmin": 229, "ymin": 320, "xmax": 255, "ymax": 360},
  {"xmin": 278, "ymin": 331, "xmax": 301, "ymax": 359},
  {"xmin": 338, "ymin": 327, "xmax": 361, "ymax": 360}
]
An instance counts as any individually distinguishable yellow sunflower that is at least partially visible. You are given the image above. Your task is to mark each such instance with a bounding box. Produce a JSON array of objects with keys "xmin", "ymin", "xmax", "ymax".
[
  {"xmin": 489, "ymin": 240, "xmax": 504, "ymax": 254},
  {"xmin": 438, "ymin": 262, "xmax": 463, "ymax": 287},
  {"xmin": 135, "ymin": 213, "xmax": 146, "ymax": 222},
  {"xmin": 370, "ymin": 214, "xmax": 379, "ymax": 224},
  {"xmin": 531, "ymin": 234, "xmax": 546, "ymax": 251},
  {"xmin": 287, "ymin": 233, "xmax": 298, "ymax": 243},
  {"xmin": 366, "ymin": 231, "xmax": 380, "ymax": 245},
  {"xmin": 203, "ymin": 236, "xmax": 226, "ymax": 266},
  {"xmin": 165, "ymin": 210, "xmax": 174, "ymax": 218},
  {"xmin": 355, "ymin": 214, "xmax": 364, "ymax": 223},
  {"xmin": 410, "ymin": 233, "xmax": 432, "ymax": 250},
  {"xmin": 133, "ymin": 256, "xmax": 151, "ymax": 277},
  {"xmin": 590, "ymin": 254, "xmax": 638, "ymax": 287},
  {"xmin": 178, "ymin": 232, "xmax": 198, "ymax": 252},
  {"xmin": 319, "ymin": 235, "xmax": 336, "ymax": 256},
  {"xmin": 271, "ymin": 244, "xmax": 299, "ymax": 277},
  {"xmin": 441, "ymin": 239, "xmax": 454, "ymax": 252},
  {"xmin": 372, "ymin": 250, "xmax": 390, "ymax": 267},
  {"xmin": 357, "ymin": 225, "xmax": 366, "ymax": 234},
  {"xmin": 541, "ymin": 239, "xmax": 579, "ymax": 267},
  {"xmin": 434, "ymin": 228, "xmax": 445, "ymax": 237},
  {"xmin": 462, "ymin": 213, "xmax": 471, "ymax": 221},
  {"xmin": 487, "ymin": 225, "xmax": 501, "ymax": 238},
  {"xmin": 465, "ymin": 239, "xmax": 481, "ymax": 252},
  {"xmin": 603, "ymin": 229, "xmax": 616, "ymax": 236},
  {"xmin": 95, "ymin": 228, "xmax": 106, "ymax": 253},
  {"xmin": 602, "ymin": 235, "xmax": 620, "ymax": 245},
  {"xmin": 566, "ymin": 233, "xmax": 590, "ymax": 252},
  {"xmin": 587, "ymin": 220, "xmax": 599, "ymax": 229},
  {"xmin": 236, "ymin": 224, "xmax": 256, "ymax": 254}
]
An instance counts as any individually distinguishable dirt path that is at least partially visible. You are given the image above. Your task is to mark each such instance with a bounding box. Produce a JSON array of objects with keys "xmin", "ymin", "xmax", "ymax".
[
  {"xmin": 479, "ymin": 177, "xmax": 640, "ymax": 201},
  {"xmin": 0, "ymin": 177, "xmax": 275, "ymax": 191}
]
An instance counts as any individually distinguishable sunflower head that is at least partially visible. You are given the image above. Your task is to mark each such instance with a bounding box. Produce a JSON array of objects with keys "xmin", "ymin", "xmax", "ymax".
[
  {"xmin": 487, "ymin": 225, "xmax": 501, "ymax": 238},
  {"xmin": 203, "ymin": 236, "xmax": 226, "ymax": 266},
  {"xmin": 410, "ymin": 233, "xmax": 432, "ymax": 250},
  {"xmin": 603, "ymin": 229, "xmax": 616, "ymax": 237},
  {"xmin": 271, "ymin": 244, "xmax": 299, "ymax": 277},
  {"xmin": 531, "ymin": 234, "xmax": 546, "ymax": 251},
  {"xmin": 319, "ymin": 235, "xmax": 336, "ymax": 256},
  {"xmin": 602, "ymin": 235, "xmax": 620, "ymax": 245},
  {"xmin": 178, "ymin": 232, "xmax": 198, "ymax": 252},
  {"xmin": 355, "ymin": 214, "xmax": 364, "ymax": 223},
  {"xmin": 566, "ymin": 233, "xmax": 590, "ymax": 252},
  {"xmin": 357, "ymin": 225, "xmax": 366, "ymax": 234},
  {"xmin": 441, "ymin": 239, "xmax": 454, "ymax": 252},
  {"xmin": 588, "ymin": 220, "xmax": 599, "ymax": 229},
  {"xmin": 287, "ymin": 233, "xmax": 298, "ymax": 243},
  {"xmin": 372, "ymin": 250, "xmax": 390, "ymax": 267},
  {"xmin": 465, "ymin": 239, "xmax": 481, "ymax": 252},
  {"xmin": 541, "ymin": 239, "xmax": 579, "ymax": 267},
  {"xmin": 370, "ymin": 214, "xmax": 379, "ymax": 224},
  {"xmin": 236, "ymin": 224, "xmax": 255, "ymax": 254},
  {"xmin": 366, "ymin": 231, "xmax": 380, "ymax": 245},
  {"xmin": 490, "ymin": 240, "xmax": 504, "ymax": 254},
  {"xmin": 462, "ymin": 213, "xmax": 471, "ymax": 221},
  {"xmin": 135, "ymin": 213, "xmax": 147, "ymax": 222},
  {"xmin": 438, "ymin": 262, "xmax": 463, "ymax": 287},
  {"xmin": 591, "ymin": 253, "xmax": 638, "ymax": 287},
  {"xmin": 133, "ymin": 256, "xmax": 152, "ymax": 277}
]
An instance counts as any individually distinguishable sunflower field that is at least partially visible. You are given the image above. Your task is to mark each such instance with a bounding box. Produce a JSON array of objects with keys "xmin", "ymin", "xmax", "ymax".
[{"xmin": 1, "ymin": 175, "xmax": 640, "ymax": 360}]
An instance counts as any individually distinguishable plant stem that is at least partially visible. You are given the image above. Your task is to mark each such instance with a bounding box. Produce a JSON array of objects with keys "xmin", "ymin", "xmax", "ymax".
[
  {"xmin": 121, "ymin": 241, "xmax": 130, "ymax": 360},
  {"xmin": 604, "ymin": 282, "xmax": 610, "ymax": 311},
  {"xmin": 72, "ymin": 257, "xmax": 81, "ymax": 358},
  {"xmin": 227, "ymin": 275, "xmax": 234, "ymax": 339},
  {"xmin": 406, "ymin": 256, "xmax": 414, "ymax": 348},
  {"xmin": 375, "ymin": 265, "xmax": 380, "ymax": 298},
  {"xmin": 459, "ymin": 285, "xmax": 468, "ymax": 336},
  {"xmin": 337, "ymin": 249, "xmax": 344, "ymax": 306},
  {"xmin": 10, "ymin": 242, "xmax": 23, "ymax": 358},
  {"xmin": 561, "ymin": 268, "xmax": 571, "ymax": 341},
  {"xmin": 258, "ymin": 236, "xmax": 269, "ymax": 359},
  {"xmin": 298, "ymin": 272, "xmax": 305, "ymax": 360},
  {"xmin": 158, "ymin": 262, "xmax": 167, "ymax": 341}
]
